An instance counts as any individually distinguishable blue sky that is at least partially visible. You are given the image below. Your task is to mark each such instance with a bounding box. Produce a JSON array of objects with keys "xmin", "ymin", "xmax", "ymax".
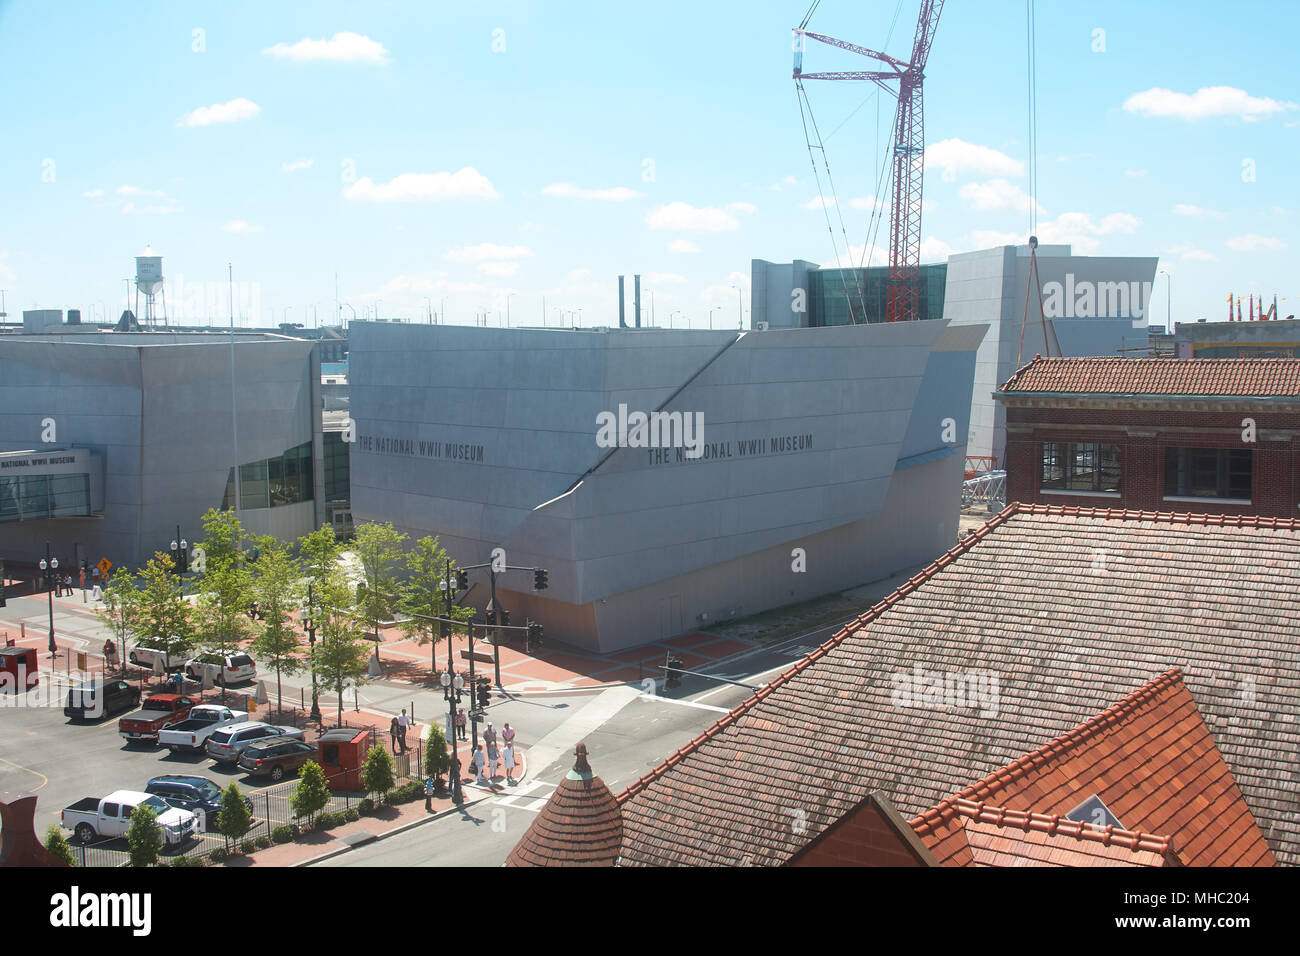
[{"xmin": 0, "ymin": 0, "xmax": 1295, "ymax": 331}]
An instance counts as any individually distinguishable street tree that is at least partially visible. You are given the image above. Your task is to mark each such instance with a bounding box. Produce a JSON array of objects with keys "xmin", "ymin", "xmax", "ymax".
[
  {"xmin": 132, "ymin": 553, "xmax": 195, "ymax": 671},
  {"xmin": 43, "ymin": 825, "xmax": 77, "ymax": 866},
  {"xmin": 362, "ymin": 745, "xmax": 396, "ymax": 804},
  {"xmin": 298, "ymin": 523, "xmax": 342, "ymax": 597},
  {"xmin": 193, "ymin": 509, "xmax": 254, "ymax": 699},
  {"xmin": 217, "ymin": 782, "xmax": 252, "ymax": 852},
  {"xmin": 94, "ymin": 565, "xmax": 140, "ymax": 672},
  {"xmin": 424, "ymin": 722, "xmax": 450, "ymax": 792},
  {"xmin": 126, "ymin": 803, "xmax": 162, "ymax": 867},
  {"xmin": 313, "ymin": 569, "xmax": 370, "ymax": 725},
  {"xmin": 249, "ymin": 535, "xmax": 304, "ymax": 716},
  {"xmin": 291, "ymin": 760, "xmax": 331, "ymax": 827},
  {"xmin": 399, "ymin": 535, "xmax": 473, "ymax": 655},
  {"xmin": 352, "ymin": 521, "xmax": 407, "ymax": 661}
]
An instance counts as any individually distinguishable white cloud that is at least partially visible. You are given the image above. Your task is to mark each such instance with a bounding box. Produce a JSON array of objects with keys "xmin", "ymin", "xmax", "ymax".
[
  {"xmin": 1172, "ymin": 203, "xmax": 1223, "ymax": 218},
  {"xmin": 726, "ymin": 201, "xmax": 758, "ymax": 214},
  {"xmin": 1123, "ymin": 86, "xmax": 1297, "ymax": 121},
  {"xmin": 1164, "ymin": 241, "xmax": 1218, "ymax": 262},
  {"xmin": 566, "ymin": 268, "xmax": 590, "ymax": 282},
  {"xmin": 802, "ymin": 196, "xmax": 836, "ymax": 210},
  {"xmin": 645, "ymin": 272, "xmax": 687, "ymax": 285},
  {"xmin": 645, "ymin": 202, "xmax": 739, "ymax": 232},
  {"xmin": 926, "ymin": 138, "xmax": 1024, "ymax": 182},
  {"xmin": 117, "ymin": 185, "xmax": 164, "ymax": 197},
  {"xmin": 175, "ymin": 97, "xmax": 261, "ymax": 128},
  {"xmin": 282, "ymin": 158, "xmax": 313, "ymax": 173},
  {"xmin": 477, "ymin": 261, "xmax": 520, "ymax": 277},
  {"xmin": 1124, "ymin": 169, "xmax": 1149, "ymax": 178},
  {"xmin": 968, "ymin": 230, "xmax": 1026, "ymax": 249},
  {"xmin": 1226, "ymin": 234, "xmax": 1287, "ymax": 252},
  {"xmin": 444, "ymin": 243, "xmax": 533, "ymax": 263},
  {"xmin": 667, "ymin": 239, "xmax": 701, "ymax": 254},
  {"xmin": 920, "ymin": 236, "xmax": 955, "ymax": 261},
  {"xmin": 122, "ymin": 199, "xmax": 184, "ymax": 215},
  {"xmin": 958, "ymin": 178, "xmax": 1045, "ymax": 216},
  {"xmin": 222, "ymin": 219, "xmax": 262, "ymax": 234},
  {"xmin": 344, "ymin": 168, "xmax": 499, "ymax": 202},
  {"xmin": 262, "ymin": 32, "xmax": 391, "ymax": 65},
  {"xmin": 962, "ymin": 211, "xmax": 1139, "ymax": 255},
  {"xmin": 542, "ymin": 182, "xmax": 642, "ymax": 201},
  {"xmin": 82, "ymin": 188, "xmax": 104, "ymax": 198},
  {"xmin": 700, "ymin": 271, "xmax": 751, "ymax": 306},
  {"xmin": 768, "ymin": 175, "xmax": 799, "ymax": 191}
]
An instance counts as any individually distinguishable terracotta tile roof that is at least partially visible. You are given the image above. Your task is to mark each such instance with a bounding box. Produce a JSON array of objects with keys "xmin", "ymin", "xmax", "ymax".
[
  {"xmin": 928, "ymin": 799, "xmax": 1175, "ymax": 867},
  {"xmin": 506, "ymin": 743, "xmax": 622, "ymax": 867},
  {"xmin": 616, "ymin": 503, "xmax": 1300, "ymax": 867},
  {"xmin": 912, "ymin": 669, "xmax": 1274, "ymax": 866},
  {"xmin": 998, "ymin": 355, "xmax": 1300, "ymax": 397}
]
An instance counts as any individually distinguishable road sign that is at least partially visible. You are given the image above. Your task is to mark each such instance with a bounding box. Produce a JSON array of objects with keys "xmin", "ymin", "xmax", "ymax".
[{"xmin": 96, "ymin": 557, "xmax": 112, "ymax": 576}]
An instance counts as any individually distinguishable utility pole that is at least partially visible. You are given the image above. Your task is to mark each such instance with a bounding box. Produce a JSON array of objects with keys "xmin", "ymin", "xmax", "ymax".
[{"xmin": 229, "ymin": 261, "xmax": 241, "ymax": 513}]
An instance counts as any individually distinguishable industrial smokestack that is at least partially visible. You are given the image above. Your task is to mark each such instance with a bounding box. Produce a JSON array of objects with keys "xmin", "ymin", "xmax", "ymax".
[
  {"xmin": 619, "ymin": 275, "xmax": 626, "ymax": 328},
  {"xmin": 634, "ymin": 274, "xmax": 641, "ymax": 329}
]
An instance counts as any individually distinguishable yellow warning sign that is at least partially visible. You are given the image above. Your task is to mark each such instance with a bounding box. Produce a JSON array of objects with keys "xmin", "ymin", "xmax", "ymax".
[{"xmin": 96, "ymin": 557, "xmax": 112, "ymax": 576}]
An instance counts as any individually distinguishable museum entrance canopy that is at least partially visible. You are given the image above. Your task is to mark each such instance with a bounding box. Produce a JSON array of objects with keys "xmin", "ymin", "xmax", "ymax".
[{"xmin": 0, "ymin": 447, "xmax": 104, "ymax": 522}]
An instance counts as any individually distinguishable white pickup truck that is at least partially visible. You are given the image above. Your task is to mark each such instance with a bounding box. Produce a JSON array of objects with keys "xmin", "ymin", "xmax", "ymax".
[
  {"xmin": 157, "ymin": 704, "xmax": 241, "ymax": 752},
  {"xmin": 61, "ymin": 790, "xmax": 197, "ymax": 845}
]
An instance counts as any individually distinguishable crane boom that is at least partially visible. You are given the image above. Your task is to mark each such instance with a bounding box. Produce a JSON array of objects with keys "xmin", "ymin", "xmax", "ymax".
[{"xmin": 794, "ymin": 1, "xmax": 945, "ymax": 323}]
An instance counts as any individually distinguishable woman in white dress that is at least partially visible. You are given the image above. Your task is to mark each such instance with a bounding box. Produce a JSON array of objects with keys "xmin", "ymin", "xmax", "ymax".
[{"xmin": 503, "ymin": 743, "xmax": 516, "ymax": 783}]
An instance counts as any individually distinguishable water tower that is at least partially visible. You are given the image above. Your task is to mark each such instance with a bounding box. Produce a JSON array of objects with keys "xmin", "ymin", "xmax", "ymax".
[{"xmin": 134, "ymin": 246, "xmax": 167, "ymax": 327}]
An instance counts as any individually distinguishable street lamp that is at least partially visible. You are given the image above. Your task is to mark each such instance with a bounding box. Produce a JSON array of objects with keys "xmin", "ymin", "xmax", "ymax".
[
  {"xmin": 38, "ymin": 544, "xmax": 58, "ymax": 659},
  {"xmin": 299, "ymin": 584, "xmax": 323, "ymax": 724},
  {"xmin": 670, "ymin": 310, "xmax": 682, "ymax": 329},
  {"xmin": 168, "ymin": 527, "xmax": 189, "ymax": 590},
  {"xmin": 439, "ymin": 667, "xmax": 465, "ymax": 804},
  {"xmin": 506, "ymin": 292, "xmax": 515, "ymax": 328},
  {"xmin": 731, "ymin": 285, "xmax": 743, "ymax": 328},
  {"xmin": 709, "ymin": 307, "xmax": 720, "ymax": 330}
]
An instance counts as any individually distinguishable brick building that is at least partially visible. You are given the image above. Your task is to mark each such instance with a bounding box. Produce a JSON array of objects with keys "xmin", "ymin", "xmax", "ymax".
[{"xmin": 996, "ymin": 356, "xmax": 1300, "ymax": 517}]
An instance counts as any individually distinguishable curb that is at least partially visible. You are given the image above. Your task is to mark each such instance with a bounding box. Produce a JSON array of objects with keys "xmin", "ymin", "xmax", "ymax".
[{"xmin": 293, "ymin": 795, "xmax": 490, "ymax": 867}]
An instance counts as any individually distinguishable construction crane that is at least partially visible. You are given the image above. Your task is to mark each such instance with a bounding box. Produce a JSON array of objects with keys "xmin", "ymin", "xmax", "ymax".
[{"xmin": 795, "ymin": 1, "xmax": 945, "ymax": 323}]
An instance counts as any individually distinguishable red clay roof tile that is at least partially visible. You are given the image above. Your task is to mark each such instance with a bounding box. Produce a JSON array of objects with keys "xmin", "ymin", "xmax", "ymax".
[{"xmin": 999, "ymin": 355, "xmax": 1300, "ymax": 397}]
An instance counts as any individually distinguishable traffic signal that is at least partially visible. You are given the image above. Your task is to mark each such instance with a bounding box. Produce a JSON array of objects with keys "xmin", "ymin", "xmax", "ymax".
[
  {"xmin": 0, "ymin": 559, "xmax": 5, "ymax": 608},
  {"xmin": 499, "ymin": 609, "xmax": 510, "ymax": 628},
  {"xmin": 526, "ymin": 620, "xmax": 543, "ymax": 652},
  {"xmin": 455, "ymin": 569, "xmax": 468, "ymax": 591},
  {"xmin": 533, "ymin": 567, "xmax": 548, "ymax": 590},
  {"xmin": 476, "ymin": 679, "xmax": 491, "ymax": 708},
  {"xmin": 485, "ymin": 608, "xmax": 496, "ymax": 626},
  {"xmin": 665, "ymin": 655, "xmax": 684, "ymax": 689}
]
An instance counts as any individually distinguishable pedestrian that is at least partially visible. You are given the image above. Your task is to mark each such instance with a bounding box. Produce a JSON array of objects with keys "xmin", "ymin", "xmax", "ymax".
[
  {"xmin": 103, "ymin": 638, "xmax": 117, "ymax": 670},
  {"xmin": 483, "ymin": 722, "xmax": 496, "ymax": 747},
  {"xmin": 397, "ymin": 708, "xmax": 411, "ymax": 753},
  {"xmin": 472, "ymin": 744, "xmax": 487, "ymax": 785},
  {"xmin": 501, "ymin": 722, "xmax": 515, "ymax": 746},
  {"xmin": 91, "ymin": 565, "xmax": 101, "ymax": 589},
  {"xmin": 78, "ymin": 567, "xmax": 86, "ymax": 591},
  {"xmin": 455, "ymin": 708, "xmax": 467, "ymax": 742},
  {"xmin": 389, "ymin": 716, "xmax": 399, "ymax": 752},
  {"xmin": 486, "ymin": 738, "xmax": 499, "ymax": 780},
  {"xmin": 503, "ymin": 742, "xmax": 516, "ymax": 784}
]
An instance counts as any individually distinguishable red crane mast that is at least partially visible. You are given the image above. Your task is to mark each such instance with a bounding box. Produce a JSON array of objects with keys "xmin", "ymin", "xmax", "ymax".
[{"xmin": 794, "ymin": 1, "xmax": 945, "ymax": 323}]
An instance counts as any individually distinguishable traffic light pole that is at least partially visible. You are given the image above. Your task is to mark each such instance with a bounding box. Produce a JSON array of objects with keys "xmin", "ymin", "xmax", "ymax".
[
  {"xmin": 457, "ymin": 561, "xmax": 547, "ymax": 688},
  {"xmin": 443, "ymin": 558, "xmax": 463, "ymax": 804}
]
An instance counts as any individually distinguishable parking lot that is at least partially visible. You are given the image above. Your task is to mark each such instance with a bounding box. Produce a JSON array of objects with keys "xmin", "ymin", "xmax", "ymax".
[{"xmin": 0, "ymin": 679, "xmax": 362, "ymax": 864}]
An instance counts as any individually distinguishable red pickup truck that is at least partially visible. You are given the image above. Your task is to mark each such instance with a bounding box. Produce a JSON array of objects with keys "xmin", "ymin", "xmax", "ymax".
[{"xmin": 118, "ymin": 694, "xmax": 198, "ymax": 746}]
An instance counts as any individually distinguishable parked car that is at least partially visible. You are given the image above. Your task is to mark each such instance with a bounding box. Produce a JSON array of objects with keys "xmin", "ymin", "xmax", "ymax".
[
  {"xmin": 157, "ymin": 704, "xmax": 241, "ymax": 752},
  {"xmin": 0, "ymin": 646, "xmax": 38, "ymax": 692},
  {"xmin": 118, "ymin": 693, "xmax": 198, "ymax": 745},
  {"xmin": 61, "ymin": 790, "xmax": 197, "ymax": 845},
  {"xmin": 64, "ymin": 679, "xmax": 141, "ymax": 721},
  {"xmin": 236, "ymin": 736, "xmax": 317, "ymax": 781},
  {"xmin": 144, "ymin": 774, "xmax": 253, "ymax": 830},
  {"xmin": 126, "ymin": 645, "xmax": 182, "ymax": 672},
  {"xmin": 184, "ymin": 652, "xmax": 256, "ymax": 685},
  {"xmin": 205, "ymin": 721, "xmax": 304, "ymax": 765}
]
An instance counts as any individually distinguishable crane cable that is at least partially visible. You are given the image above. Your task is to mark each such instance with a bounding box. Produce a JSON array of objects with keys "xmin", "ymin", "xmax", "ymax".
[{"xmin": 1016, "ymin": 0, "xmax": 1052, "ymax": 366}]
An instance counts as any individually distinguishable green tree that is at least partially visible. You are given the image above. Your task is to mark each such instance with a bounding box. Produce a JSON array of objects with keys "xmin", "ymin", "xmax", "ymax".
[
  {"xmin": 217, "ymin": 782, "xmax": 252, "ymax": 852},
  {"xmin": 399, "ymin": 536, "xmax": 474, "ymax": 659},
  {"xmin": 132, "ymin": 553, "xmax": 195, "ymax": 671},
  {"xmin": 94, "ymin": 566, "xmax": 139, "ymax": 673},
  {"xmin": 193, "ymin": 509, "xmax": 254, "ymax": 699},
  {"xmin": 43, "ymin": 825, "xmax": 77, "ymax": 866},
  {"xmin": 299, "ymin": 523, "xmax": 342, "ymax": 597},
  {"xmin": 249, "ymin": 536, "xmax": 304, "ymax": 716},
  {"xmin": 126, "ymin": 803, "xmax": 162, "ymax": 867},
  {"xmin": 424, "ymin": 722, "xmax": 450, "ymax": 791},
  {"xmin": 352, "ymin": 521, "xmax": 408, "ymax": 659},
  {"xmin": 291, "ymin": 760, "xmax": 331, "ymax": 826},
  {"xmin": 362, "ymin": 745, "xmax": 396, "ymax": 804},
  {"xmin": 314, "ymin": 569, "xmax": 371, "ymax": 724}
]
